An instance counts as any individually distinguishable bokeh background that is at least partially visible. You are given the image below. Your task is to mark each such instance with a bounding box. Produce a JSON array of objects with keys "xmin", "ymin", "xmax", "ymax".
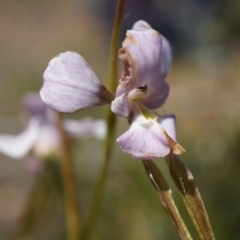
[{"xmin": 0, "ymin": 0, "xmax": 240, "ymax": 239}]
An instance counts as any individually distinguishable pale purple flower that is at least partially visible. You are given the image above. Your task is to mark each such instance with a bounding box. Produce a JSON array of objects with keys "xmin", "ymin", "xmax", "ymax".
[
  {"xmin": 0, "ymin": 93, "xmax": 106, "ymax": 172},
  {"xmin": 40, "ymin": 20, "xmax": 184, "ymax": 160},
  {"xmin": 41, "ymin": 52, "xmax": 114, "ymax": 113}
]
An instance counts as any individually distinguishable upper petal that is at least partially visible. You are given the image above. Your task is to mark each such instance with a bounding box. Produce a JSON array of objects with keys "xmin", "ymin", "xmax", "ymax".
[
  {"xmin": 161, "ymin": 36, "xmax": 172, "ymax": 75},
  {"xmin": 40, "ymin": 52, "xmax": 114, "ymax": 113},
  {"xmin": 132, "ymin": 20, "xmax": 151, "ymax": 30},
  {"xmin": 132, "ymin": 21, "xmax": 172, "ymax": 75},
  {"xmin": 117, "ymin": 26, "xmax": 170, "ymax": 109},
  {"xmin": 0, "ymin": 117, "xmax": 41, "ymax": 159}
]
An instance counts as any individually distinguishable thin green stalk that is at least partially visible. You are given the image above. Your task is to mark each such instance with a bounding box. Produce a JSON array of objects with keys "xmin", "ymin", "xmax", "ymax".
[
  {"xmin": 82, "ymin": 0, "xmax": 125, "ymax": 239},
  {"xmin": 56, "ymin": 112, "xmax": 81, "ymax": 240},
  {"xmin": 165, "ymin": 154, "xmax": 215, "ymax": 240},
  {"xmin": 107, "ymin": 0, "xmax": 125, "ymax": 92},
  {"xmin": 142, "ymin": 160, "xmax": 193, "ymax": 240}
]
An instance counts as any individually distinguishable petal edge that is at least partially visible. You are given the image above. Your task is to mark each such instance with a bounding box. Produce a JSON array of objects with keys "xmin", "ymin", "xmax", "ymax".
[{"xmin": 41, "ymin": 52, "xmax": 114, "ymax": 113}]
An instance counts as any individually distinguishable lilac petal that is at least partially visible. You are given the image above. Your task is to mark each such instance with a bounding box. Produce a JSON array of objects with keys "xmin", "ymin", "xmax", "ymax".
[
  {"xmin": 111, "ymin": 94, "xmax": 131, "ymax": 118},
  {"xmin": 132, "ymin": 20, "xmax": 151, "ymax": 31},
  {"xmin": 117, "ymin": 116, "xmax": 171, "ymax": 160},
  {"xmin": 158, "ymin": 115, "xmax": 177, "ymax": 140},
  {"xmin": 0, "ymin": 118, "xmax": 41, "ymax": 159},
  {"xmin": 64, "ymin": 117, "xmax": 106, "ymax": 140},
  {"xmin": 143, "ymin": 80, "xmax": 169, "ymax": 109},
  {"xmin": 91, "ymin": 119, "xmax": 107, "ymax": 140},
  {"xmin": 117, "ymin": 28, "xmax": 169, "ymax": 109},
  {"xmin": 22, "ymin": 93, "xmax": 59, "ymax": 130},
  {"xmin": 161, "ymin": 37, "xmax": 172, "ymax": 75},
  {"xmin": 32, "ymin": 125, "xmax": 61, "ymax": 158},
  {"xmin": 40, "ymin": 52, "xmax": 114, "ymax": 113},
  {"xmin": 22, "ymin": 92, "xmax": 48, "ymax": 119},
  {"xmin": 158, "ymin": 115, "xmax": 185, "ymax": 155}
]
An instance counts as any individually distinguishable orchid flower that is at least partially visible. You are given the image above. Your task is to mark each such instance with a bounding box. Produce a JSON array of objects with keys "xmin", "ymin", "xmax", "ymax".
[
  {"xmin": 0, "ymin": 93, "xmax": 106, "ymax": 173},
  {"xmin": 40, "ymin": 20, "xmax": 185, "ymax": 160}
]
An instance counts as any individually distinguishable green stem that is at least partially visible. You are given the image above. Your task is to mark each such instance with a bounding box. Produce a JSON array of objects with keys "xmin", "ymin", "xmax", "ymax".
[
  {"xmin": 142, "ymin": 160, "xmax": 193, "ymax": 240},
  {"xmin": 107, "ymin": 0, "xmax": 125, "ymax": 92},
  {"xmin": 56, "ymin": 112, "xmax": 81, "ymax": 240},
  {"xmin": 165, "ymin": 154, "xmax": 215, "ymax": 240},
  {"xmin": 82, "ymin": 0, "xmax": 125, "ymax": 239}
]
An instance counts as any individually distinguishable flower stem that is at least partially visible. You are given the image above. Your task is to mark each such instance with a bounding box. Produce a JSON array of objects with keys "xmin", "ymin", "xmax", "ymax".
[
  {"xmin": 107, "ymin": 0, "xmax": 125, "ymax": 93},
  {"xmin": 56, "ymin": 112, "xmax": 81, "ymax": 240},
  {"xmin": 142, "ymin": 160, "xmax": 193, "ymax": 240},
  {"xmin": 82, "ymin": 0, "xmax": 125, "ymax": 239},
  {"xmin": 165, "ymin": 154, "xmax": 216, "ymax": 240}
]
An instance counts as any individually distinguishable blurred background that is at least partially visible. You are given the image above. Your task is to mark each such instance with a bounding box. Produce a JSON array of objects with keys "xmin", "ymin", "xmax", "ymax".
[{"xmin": 0, "ymin": 0, "xmax": 240, "ymax": 239}]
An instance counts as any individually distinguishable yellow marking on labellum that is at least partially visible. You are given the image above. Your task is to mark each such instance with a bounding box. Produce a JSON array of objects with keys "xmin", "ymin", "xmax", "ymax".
[{"xmin": 137, "ymin": 103, "xmax": 156, "ymax": 121}]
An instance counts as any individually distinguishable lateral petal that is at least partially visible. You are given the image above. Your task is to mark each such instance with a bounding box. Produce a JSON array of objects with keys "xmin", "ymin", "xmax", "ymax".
[
  {"xmin": 132, "ymin": 20, "xmax": 151, "ymax": 30},
  {"xmin": 0, "ymin": 118, "xmax": 41, "ymax": 159},
  {"xmin": 40, "ymin": 51, "xmax": 114, "ymax": 113},
  {"xmin": 161, "ymin": 36, "xmax": 172, "ymax": 75}
]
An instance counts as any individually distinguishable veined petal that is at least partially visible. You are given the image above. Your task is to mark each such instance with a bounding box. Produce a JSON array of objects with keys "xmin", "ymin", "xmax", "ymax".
[
  {"xmin": 117, "ymin": 115, "xmax": 171, "ymax": 160},
  {"xmin": 161, "ymin": 36, "xmax": 172, "ymax": 75},
  {"xmin": 111, "ymin": 94, "xmax": 131, "ymax": 118},
  {"xmin": 0, "ymin": 117, "xmax": 41, "ymax": 159},
  {"xmin": 64, "ymin": 117, "xmax": 106, "ymax": 140},
  {"xmin": 40, "ymin": 51, "xmax": 114, "ymax": 113},
  {"xmin": 117, "ymin": 29, "xmax": 162, "ymax": 91},
  {"xmin": 117, "ymin": 114, "xmax": 184, "ymax": 160},
  {"xmin": 132, "ymin": 20, "xmax": 172, "ymax": 75},
  {"xmin": 117, "ymin": 27, "xmax": 169, "ymax": 109},
  {"xmin": 132, "ymin": 20, "xmax": 151, "ymax": 30},
  {"xmin": 143, "ymin": 80, "xmax": 169, "ymax": 109}
]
